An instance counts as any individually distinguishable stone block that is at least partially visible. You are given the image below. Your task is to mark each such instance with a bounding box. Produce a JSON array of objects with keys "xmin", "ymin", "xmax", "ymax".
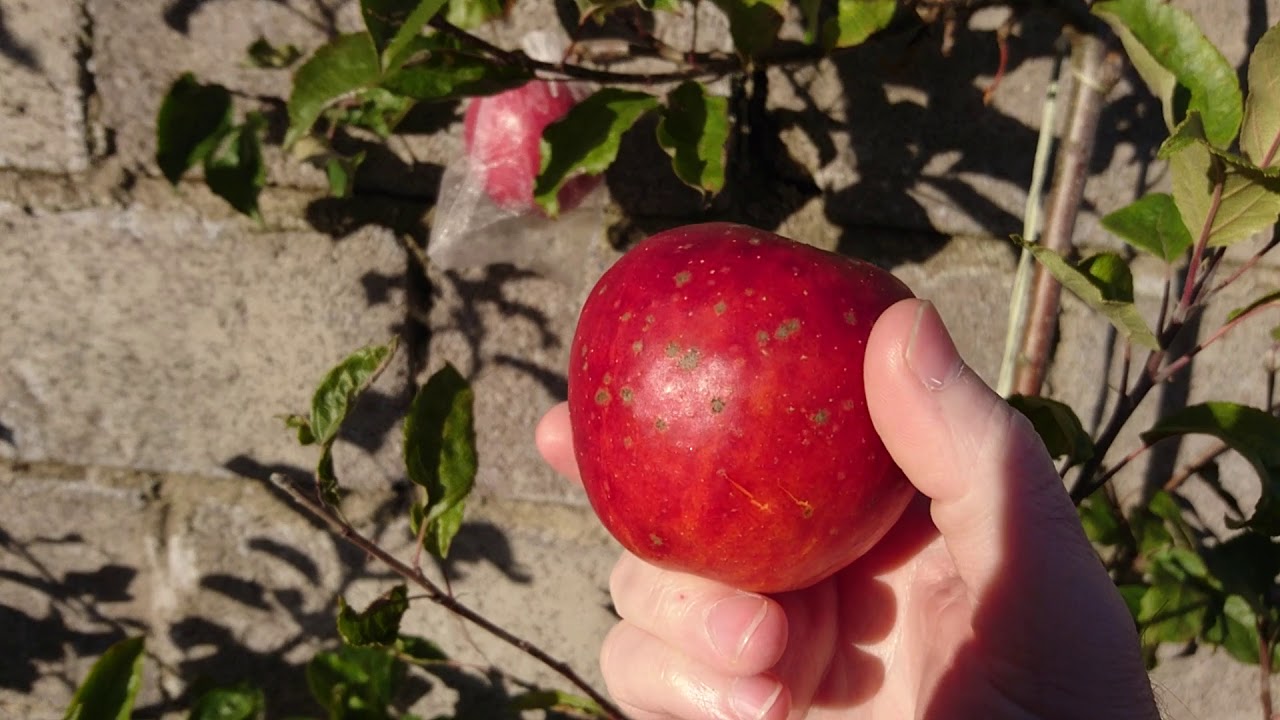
[
  {"xmin": 0, "ymin": 463, "xmax": 162, "ymax": 719},
  {"xmin": 0, "ymin": 0, "xmax": 89, "ymax": 173},
  {"xmin": 425, "ymin": 258, "xmax": 598, "ymax": 506},
  {"xmin": 770, "ymin": 0, "xmax": 1280, "ymax": 253},
  {"xmin": 1152, "ymin": 650, "xmax": 1280, "ymax": 720},
  {"xmin": 0, "ymin": 460, "xmax": 616, "ymax": 719},
  {"xmin": 0, "ymin": 201, "xmax": 409, "ymax": 490}
]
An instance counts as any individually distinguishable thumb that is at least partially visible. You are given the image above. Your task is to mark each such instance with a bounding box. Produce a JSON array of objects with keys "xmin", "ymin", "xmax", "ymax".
[{"xmin": 864, "ymin": 299, "xmax": 1148, "ymax": 689}]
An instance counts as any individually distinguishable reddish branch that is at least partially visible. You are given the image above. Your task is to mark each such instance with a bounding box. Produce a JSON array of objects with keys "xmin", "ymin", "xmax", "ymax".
[
  {"xmin": 1013, "ymin": 31, "xmax": 1123, "ymax": 396},
  {"xmin": 270, "ymin": 473, "xmax": 632, "ymax": 720}
]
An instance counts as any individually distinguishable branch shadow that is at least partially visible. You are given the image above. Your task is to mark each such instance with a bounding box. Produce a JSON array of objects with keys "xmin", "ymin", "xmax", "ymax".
[
  {"xmin": 0, "ymin": 530, "xmax": 146, "ymax": 697},
  {"xmin": 0, "ymin": 5, "xmax": 38, "ymax": 71},
  {"xmin": 162, "ymin": 0, "xmax": 342, "ymax": 36}
]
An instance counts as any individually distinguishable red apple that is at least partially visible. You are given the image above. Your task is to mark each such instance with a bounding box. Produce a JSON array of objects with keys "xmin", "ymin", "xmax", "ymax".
[
  {"xmin": 463, "ymin": 81, "xmax": 600, "ymax": 214},
  {"xmin": 567, "ymin": 223, "xmax": 916, "ymax": 593}
]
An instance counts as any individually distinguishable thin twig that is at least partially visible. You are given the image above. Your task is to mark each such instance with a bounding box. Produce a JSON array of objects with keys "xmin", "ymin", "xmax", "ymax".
[
  {"xmin": 1013, "ymin": 31, "xmax": 1123, "ymax": 396},
  {"xmin": 1260, "ymin": 613, "xmax": 1274, "ymax": 720},
  {"xmin": 1152, "ymin": 299, "xmax": 1280, "ymax": 384},
  {"xmin": 1176, "ymin": 157, "xmax": 1226, "ymax": 318},
  {"xmin": 1212, "ymin": 231, "xmax": 1280, "ymax": 296},
  {"xmin": 1163, "ymin": 441, "xmax": 1230, "ymax": 493},
  {"xmin": 998, "ymin": 44, "xmax": 1067, "ymax": 396},
  {"xmin": 269, "ymin": 473, "xmax": 631, "ymax": 720},
  {"xmin": 1086, "ymin": 439, "xmax": 1156, "ymax": 491}
]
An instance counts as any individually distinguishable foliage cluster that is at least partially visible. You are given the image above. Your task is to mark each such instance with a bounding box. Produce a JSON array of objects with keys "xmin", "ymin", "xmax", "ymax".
[{"xmin": 59, "ymin": 0, "xmax": 1280, "ymax": 718}]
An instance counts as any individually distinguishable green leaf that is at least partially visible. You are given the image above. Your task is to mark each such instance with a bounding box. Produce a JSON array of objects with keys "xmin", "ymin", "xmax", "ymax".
[
  {"xmin": 535, "ymin": 88, "xmax": 660, "ymax": 216},
  {"xmin": 317, "ymin": 445, "xmax": 341, "ymax": 509},
  {"xmin": 394, "ymin": 635, "xmax": 448, "ymax": 664},
  {"xmin": 410, "ymin": 499, "xmax": 465, "ymax": 557},
  {"xmin": 1014, "ymin": 238, "xmax": 1159, "ymax": 350},
  {"xmin": 1227, "ymin": 289, "xmax": 1280, "ymax": 322},
  {"xmin": 1094, "ymin": 0, "xmax": 1242, "ymax": 146},
  {"xmin": 1169, "ymin": 119, "xmax": 1280, "ymax": 247},
  {"xmin": 337, "ymin": 585, "xmax": 409, "ymax": 647},
  {"xmin": 1241, "ymin": 22, "xmax": 1280, "ymax": 168},
  {"xmin": 187, "ymin": 684, "xmax": 265, "ymax": 720},
  {"xmin": 1142, "ymin": 402, "xmax": 1280, "ymax": 534},
  {"xmin": 1146, "ymin": 490, "xmax": 1198, "ymax": 550},
  {"xmin": 797, "ymin": 0, "xmax": 822, "ymax": 44},
  {"xmin": 510, "ymin": 689, "xmax": 606, "ymax": 717},
  {"xmin": 284, "ymin": 414, "xmax": 316, "ymax": 445},
  {"xmin": 306, "ymin": 645, "xmax": 402, "ymax": 719},
  {"xmin": 1203, "ymin": 594, "xmax": 1262, "ymax": 664},
  {"xmin": 824, "ymin": 0, "xmax": 895, "ymax": 50},
  {"xmin": 1205, "ymin": 533, "xmax": 1280, "ymax": 607},
  {"xmin": 1100, "ymin": 193, "xmax": 1194, "ymax": 262},
  {"xmin": 63, "ymin": 636, "xmax": 146, "ymax": 720},
  {"xmin": 204, "ymin": 113, "xmax": 266, "ymax": 219},
  {"xmin": 1079, "ymin": 494, "xmax": 1123, "ymax": 547},
  {"xmin": 360, "ymin": 0, "xmax": 448, "ymax": 69},
  {"xmin": 656, "ymin": 82, "xmax": 729, "ymax": 196},
  {"xmin": 285, "ymin": 33, "xmax": 381, "ymax": 148},
  {"xmin": 1007, "ymin": 395, "xmax": 1095, "ymax": 465},
  {"xmin": 379, "ymin": 35, "xmax": 531, "ymax": 100},
  {"xmin": 1137, "ymin": 578, "xmax": 1210, "ymax": 644},
  {"xmin": 1118, "ymin": 584, "xmax": 1148, "ymax": 618},
  {"xmin": 155, "ymin": 74, "xmax": 233, "ymax": 185},
  {"xmin": 710, "ymin": 0, "xmax": 785, "ymax": 57},
  {"xmin": 310, "ymin": 341, "xmax": 398, "ymax": 447},
  {"xmin": 246, "ymin": 37, "xmax": 302, "ymax": 68},
  {"xmin": 1077, "ymin": 253, "xmax": 1135, "ymax": 303},
  {"xmin": 323, "ymin": 87, "xmax": 414, "ymax": 138},
  {"xmin": 326, "ymin": 151, "xmax": 367, "ymax": 199},
  {"xmin": 1130, "ymin": 507, "xmax": 1174, "ymax": 557},
  {"xmin": 445, "ymin": 0, "xmax": 504, "ymax": 29},
  {"xmin": 402, "ymin": 364, "xmax": 476, "ymax": 558}
]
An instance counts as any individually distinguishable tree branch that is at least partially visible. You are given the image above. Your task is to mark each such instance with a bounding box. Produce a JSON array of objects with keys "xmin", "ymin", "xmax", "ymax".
[
  {"xmin": 269, "ymin": 473, "xmax": 631, "ymax": 720},
  {"xmin": 1013, "ymin": 30, "xmax": 1123, "ymax": 396}
]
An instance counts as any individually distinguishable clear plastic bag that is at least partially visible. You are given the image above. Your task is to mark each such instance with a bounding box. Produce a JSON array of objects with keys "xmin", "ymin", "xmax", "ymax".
[{"xmin": 428, "ymin": 32, "xmax": 606, "ymax": 284}]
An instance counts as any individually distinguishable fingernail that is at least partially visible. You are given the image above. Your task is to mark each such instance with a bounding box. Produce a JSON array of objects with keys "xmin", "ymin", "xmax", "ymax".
[
  {"xmin": 906, "ymin": 301, "xmax": 964, "ymax": 391},
  {"xmin": 706, "ymin": 593, "xmax": 769, "ymax": 664},
  {"xmin": 728, "ymin": 675, "xmax": 784, "ymax": 720}
]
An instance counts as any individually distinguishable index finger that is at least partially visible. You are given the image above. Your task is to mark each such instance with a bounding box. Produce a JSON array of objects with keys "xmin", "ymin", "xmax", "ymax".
[{"xmin": 535, "ymin": 402, "xmax": 582, "ymax": 485}]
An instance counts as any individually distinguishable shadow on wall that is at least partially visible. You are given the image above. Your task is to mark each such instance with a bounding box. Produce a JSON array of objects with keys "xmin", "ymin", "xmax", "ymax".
[
  {"xmin": 0, "ymin": 5, "xmax": 38, "ymax": 70},
  {"xmin": 0, "ymin": 526, "xmax": 145, "ymax": 698},
  {"xmin": 596, "ymin": 3, "xmax": 1173, "ymax": 270},
  {"xmin": 162, "ymin": 0, "xmax": 345, "ymax": 36},
  {"xmin": 1, "ymin": 464, "xmax": 543, "ymax": 718}
]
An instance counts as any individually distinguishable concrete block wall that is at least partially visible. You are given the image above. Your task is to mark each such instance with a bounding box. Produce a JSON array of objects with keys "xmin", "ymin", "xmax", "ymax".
[{"xmin": 2, "ymin": 0, "xmax": 1279, "ymax": 718}]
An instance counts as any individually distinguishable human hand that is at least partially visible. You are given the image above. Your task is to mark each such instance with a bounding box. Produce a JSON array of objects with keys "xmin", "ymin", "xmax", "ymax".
[{"xmin": 536, "ymin": 298, "xmax": 1160, "ymax": 720}]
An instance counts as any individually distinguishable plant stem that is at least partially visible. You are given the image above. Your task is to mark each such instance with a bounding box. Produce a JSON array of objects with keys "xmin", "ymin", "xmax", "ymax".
[
  {"xmin": 998, "ymin": 45, "xmax": 1066, "ymax": 397},
  {"xmin": 1176, "ymin": 157, "xmax": 1226, "ymax": 319},
  {"xmin": 425, "ymin": 1, "xmax": 1100, "ymax": 88},
  {"xmin": 1259, "ymin": 613, "xmax": 1274, "ymax": 720},
  {"xmin": 1013, "ymin": 31, "xmax": 1122, "ymax": 396},
  {"xmin": 269, "ymin": 473, "xmax": 631, "ymax": 720},
  {"xmin": 1152, "ymin": 299, "xmax": 1280, "ymax": 384},
  {"xmin": 1213, "ymin": 231, "xmax": 1280, "ymax": 295}
]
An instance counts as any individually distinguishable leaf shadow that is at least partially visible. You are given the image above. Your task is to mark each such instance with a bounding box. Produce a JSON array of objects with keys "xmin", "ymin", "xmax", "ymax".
[
  {"xmin": 162, "ymin": 0, "xmax": 341, "ymax": 36},
  {"xmin": 439, "ymin": 521, "xmax": 534, "ymax": 585},
  {"xmin": 0, "ymin": 5, "xmax": 38, "ymax": 71},
  {"xmin": 0, "ymin": 531, "xmax": 145, "ymax": 697}
]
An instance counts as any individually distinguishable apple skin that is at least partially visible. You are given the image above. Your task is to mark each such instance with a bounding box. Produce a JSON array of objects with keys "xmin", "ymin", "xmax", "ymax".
[
  {"xmin": 463, "ymin": 81, "xmax": 600, "ymax": 213},
  {"xmin": 567, "ymin": 223, "xmax": 917, "ymax": 593}
]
